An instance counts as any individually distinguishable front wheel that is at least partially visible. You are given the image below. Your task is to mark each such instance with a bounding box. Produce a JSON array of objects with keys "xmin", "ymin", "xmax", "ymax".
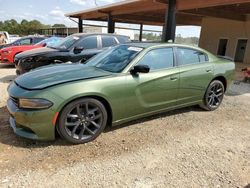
[
  {"xmin": 57, "ymin": 98, "xmax": 108, "ymax": 144},
  {"xmin": 200, "ymin": 80, "xmax": 225, "ymax": 111}
]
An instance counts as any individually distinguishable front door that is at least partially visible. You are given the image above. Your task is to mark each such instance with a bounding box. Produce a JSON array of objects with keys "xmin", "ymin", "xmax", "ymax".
[{"xmin": 125, "ymin": 47, "xmax": 180, "ymax": 117}]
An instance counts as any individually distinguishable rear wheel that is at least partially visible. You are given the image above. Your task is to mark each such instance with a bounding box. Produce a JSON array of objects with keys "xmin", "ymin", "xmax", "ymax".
[
  {"xmin": 57, "ymin": 98, "xmax": 107, "ymax": 144},
  {"xmin": 200, "ymin": 80, "xmax": 225, "ymax": 111}
]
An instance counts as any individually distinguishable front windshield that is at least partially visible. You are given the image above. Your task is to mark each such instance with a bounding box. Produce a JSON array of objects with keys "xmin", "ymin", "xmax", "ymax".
[
  {"xmin": 51, "ymin": 35, "xmax": 80, "ymax": 50},
  {"xmin": 86, "ymin": 45, "xmax": 144, "ymax": 73}
]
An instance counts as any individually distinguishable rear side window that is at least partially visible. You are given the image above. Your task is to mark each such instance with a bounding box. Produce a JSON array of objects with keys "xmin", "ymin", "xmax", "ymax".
[
  {"xmin": 33, "ymin": 37, "xmax": 44, "ymax": 44},
  {"xmin": 78, "ymin": 36, "xmax": 98, "ymax": 49},
  {"xmin": 116, "ymin": 36, "xmax": 130, "ymax": 43},
  {"xmin": 137, "ymin": 48, "xmax": 174, "ymax": 71},
  {"xmin": 177, "ymin": 48, "xmax": 208, "ymax": 66},
  {"xmin": 18, "ymin": 38, "xmax": 32, "ymax": 45},
  {"xmin": 101, "ymin": 36, "xmax": 117, "ymax": 48}
]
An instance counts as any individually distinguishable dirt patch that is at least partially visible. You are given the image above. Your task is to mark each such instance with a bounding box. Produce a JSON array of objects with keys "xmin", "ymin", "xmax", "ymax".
[{"xmin": 0, "ymin": 66, "xmax": 249, "ymax": 187}]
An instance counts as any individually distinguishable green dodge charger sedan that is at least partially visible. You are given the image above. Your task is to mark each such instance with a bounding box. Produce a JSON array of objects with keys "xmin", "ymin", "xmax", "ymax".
[{"xmin": 7, "ymin": 43, "xmax": 235, "ymax": 144}]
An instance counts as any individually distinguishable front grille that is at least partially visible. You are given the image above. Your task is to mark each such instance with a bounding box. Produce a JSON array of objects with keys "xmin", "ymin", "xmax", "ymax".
[{"xmin": 10, "ymin": 96, "xmax": 19, "ymax": 107}]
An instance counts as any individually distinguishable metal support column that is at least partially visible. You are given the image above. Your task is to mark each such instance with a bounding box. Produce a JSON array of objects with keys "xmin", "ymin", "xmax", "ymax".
[
  {"xmin": 139, "ymin": 24, "xmax": 143, "ymax": 41},
  {"xmin": 162, "ymin": 0, "xmax": 176, "ymax": 42},
  {"xmin": 78, "ymin": 18, "xmax": 83, "ymax": 33},
  {"xmin": 108, "ymin": 13, "xmax": 115, "ymax": 33}
]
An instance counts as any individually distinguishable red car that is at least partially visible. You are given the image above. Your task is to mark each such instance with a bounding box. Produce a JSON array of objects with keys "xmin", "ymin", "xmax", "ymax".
[
  {"xmin": 0, "ymin": 37, "xmax": 62, "ymax": 64},
  {"xmin": 0, "ymin": 36, "xmax": 45, "ymax": 64},
  {"xmin": 0, "ymin": 44, "xmax": 44, "ymax": 64}
]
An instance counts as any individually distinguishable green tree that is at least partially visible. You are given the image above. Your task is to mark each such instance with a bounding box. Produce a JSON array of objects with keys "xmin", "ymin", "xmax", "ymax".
[
  {"xmin": 52, "ymin": 24, "xmax": 66, "ymax": 28},
  {"xmin": 0, "ymin": 19, "xmax": 50, "ymax": 35}
]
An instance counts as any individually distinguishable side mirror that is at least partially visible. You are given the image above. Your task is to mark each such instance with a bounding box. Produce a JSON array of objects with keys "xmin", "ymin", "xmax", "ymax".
[
  {"xmin": 130, "ymin": 65, "xmax": 150, "ymax": 74},
  {"xmin": 73, "ymin": 46, "xmax": 84, "ymax": 54},
  {"xmin": 42, "ymin": 43, "xmax": 46, "ymax": 47}
]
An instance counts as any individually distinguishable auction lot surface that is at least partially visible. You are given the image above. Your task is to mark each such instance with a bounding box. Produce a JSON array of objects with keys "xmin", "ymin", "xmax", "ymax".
[{"xmin": 0, "ymin": 65, "xmax": 250, "ymax": 187}]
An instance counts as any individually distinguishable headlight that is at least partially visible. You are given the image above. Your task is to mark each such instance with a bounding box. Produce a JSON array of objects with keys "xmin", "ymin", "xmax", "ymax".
[
  {"xmin": 19, "ymin": 98, "xmax": 53, "ymax": 109},
  {"xmin": 3, "ymin": 50, "xmax": 10, "ymax": 54}
]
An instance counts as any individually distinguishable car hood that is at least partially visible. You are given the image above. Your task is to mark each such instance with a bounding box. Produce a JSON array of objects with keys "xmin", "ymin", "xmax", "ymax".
[
  {"xmin": 15, "ymin": 64, "xmax": 112, "ymax": 90},
  {"xmin": 1, "ymin": 45, "xmax": 36, "ymax": 51},
  {"xmin": 0, "ymin": 44, "xmax": 11, "ymax": 50},
  {"xmin": 15, "ymin": 47, "xmax": 59, "ymax": 59}
]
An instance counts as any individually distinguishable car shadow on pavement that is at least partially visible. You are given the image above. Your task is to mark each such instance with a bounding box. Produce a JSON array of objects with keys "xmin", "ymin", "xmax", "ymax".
[
  {"xmin": 0, "ymin": 75, "xmax": 16, "ymax": 83},
  {"xmin": 0, "ymin": 105, "xmax": 203, "ymax": 148},
  {"xmin": 0, "ymin": 64, "xmax": 15, "ymax": 69},
  {"xmin": 245, "ymin": 184, "xmax": 250, "ymax": 188},
  {"xmin": 105, "ymin": 105, "xmax": 203, "ymax": 133}
]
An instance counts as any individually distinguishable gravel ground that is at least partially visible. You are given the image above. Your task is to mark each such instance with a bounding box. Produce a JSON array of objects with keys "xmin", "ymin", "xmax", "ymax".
[{"xmin": 0, "ymin": 64, "xmax": 250, "ymax": 188}]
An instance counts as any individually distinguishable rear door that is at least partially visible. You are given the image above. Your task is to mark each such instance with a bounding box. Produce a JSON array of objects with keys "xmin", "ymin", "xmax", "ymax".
[
  {"xmin": 177, "ymin": 47, "xmax": 214, "ymax": 105},
  {"xmin": 125, "ymin": 47, "xmax": 180, "ymax": 117}
]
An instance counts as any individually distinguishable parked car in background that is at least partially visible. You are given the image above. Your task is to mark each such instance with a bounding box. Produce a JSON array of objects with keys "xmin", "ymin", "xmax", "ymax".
[
  {"xmin": 0, "ymin": 37, "xmax": 62, "ymax": 64},
  {"xmin": 0, "ymin": 31, "xmax": 9, "ymax": 45},
  {"xmin": 0, "ymin": 36, "xmax": 45, "ymax": 50},
  {"xmin": 0, "ymin": 31, "xmax": 21, "ymax": 45},
  {"xmin": 7, "ymin": 43, "xmax": 235, "ymax": 144},
  {"xmin": 14, "ymin": 33, "xmax": 130, "ymax": 75}
]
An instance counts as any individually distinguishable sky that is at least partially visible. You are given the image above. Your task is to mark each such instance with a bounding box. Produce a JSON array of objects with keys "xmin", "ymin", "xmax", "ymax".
[{"xmin": 0, "ymin": 0, "xmax": 201, "ymax": 37}]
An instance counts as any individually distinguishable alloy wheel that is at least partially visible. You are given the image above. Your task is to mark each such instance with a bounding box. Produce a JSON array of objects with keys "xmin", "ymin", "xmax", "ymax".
[
  {"xmin": 206, "ymin": 81, "xmax": 224, "ymax": 109},
  {"xmin": 58, "ymin": 98, "xmax": 107, "ymax": 144}
]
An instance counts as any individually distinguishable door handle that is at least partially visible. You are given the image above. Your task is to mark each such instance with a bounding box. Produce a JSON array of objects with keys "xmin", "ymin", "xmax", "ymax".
[
  {"xmin": 170, "ymin": 77, "xmax": 178, "ymax": 81},
  {"xmin": 206, "ymin": 69, "xmax": 212, "ymax": 73}
]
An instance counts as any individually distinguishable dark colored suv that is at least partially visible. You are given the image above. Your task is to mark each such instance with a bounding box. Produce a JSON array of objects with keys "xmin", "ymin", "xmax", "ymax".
[
  {"xmin": 0, "ymin": 36, "xmax": 45, "ymax": 50},
  {"xmin": 14, "ymin": 33, "xmax": 130, "ymax": 75}
]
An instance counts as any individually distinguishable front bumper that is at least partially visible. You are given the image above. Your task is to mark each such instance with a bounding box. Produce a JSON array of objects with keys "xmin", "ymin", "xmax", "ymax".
[{"xmin": 7, "ymin": 97, "xmax": 56, "ymax": 141}]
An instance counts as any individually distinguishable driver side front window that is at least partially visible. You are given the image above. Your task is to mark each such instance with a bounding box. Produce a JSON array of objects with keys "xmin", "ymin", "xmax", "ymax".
[
  {"xmin": 137, "ymin": 48, "xmax": 174, "ymax": 71},
  {"xmin": 77, "ymin": 36, "xmax": 98, "ymax": 50}
]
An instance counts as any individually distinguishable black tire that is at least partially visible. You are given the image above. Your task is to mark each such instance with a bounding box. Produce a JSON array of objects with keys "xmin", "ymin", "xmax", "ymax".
[
  {"xmin": 57, "ymin": 98, "xmax": 108, "ymax": 144},
  {"xmin": 200, "ymin": 80, "xmax": 225, "ymax": 111}
]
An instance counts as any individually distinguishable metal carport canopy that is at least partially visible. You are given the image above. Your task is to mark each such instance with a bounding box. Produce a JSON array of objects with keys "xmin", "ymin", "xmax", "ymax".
[
  {"xmin": 65, "ymin": 0, "xmax": 250, "ymax": 26},
  {"xmin": 65, "ymin": 0, "xmax": 250, "ymax": 41}
]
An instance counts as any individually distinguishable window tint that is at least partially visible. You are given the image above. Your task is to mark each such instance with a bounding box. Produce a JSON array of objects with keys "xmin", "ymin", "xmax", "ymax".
[
  {"xmin": 78, "ymin": 36, "xmax": 97, "ymax": 49},
  {"xmin": 137, "ymin": 48, "xmax": 174, "ymax": 71},
  {"xmin": 101, "ymin": 36, "xmax": 117, "ymax": 48},
  {"xmin": 116, "ymin": 36, "xmax": 129, "ymax": 43},
  {"xmin": 18, "ymin": 38, "xmax": 32, "ymax": 45},
  {"xmin": 87, "ymin": 45, "xmax": 143, "ymax": 73},
  {"xmin": 177, "ymin": 48, "xmax": 208, "ymax": 66},
  {"xmin": 198, "ymin": 53, "xmax": 207, "ymax": 62},
  {"xmin": 33, "ymin": 37, "xmax": 44, "ymax": 44}
]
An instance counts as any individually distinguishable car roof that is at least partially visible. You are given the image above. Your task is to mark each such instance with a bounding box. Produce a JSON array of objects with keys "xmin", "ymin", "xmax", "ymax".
[
  {"xmin": 126, "ymin": 42, "xmax": 207, "ymax": 51},
  {"xmin": 126, "ymin": 42, "xmax": 163, "ymax": 48},
  {"xmin": 17, "ymin": 36, "xmax": 45, "ymax": 40},
  {"xmin": 72, "ymin": 33, "xmax": 129, "ymax": 38}
]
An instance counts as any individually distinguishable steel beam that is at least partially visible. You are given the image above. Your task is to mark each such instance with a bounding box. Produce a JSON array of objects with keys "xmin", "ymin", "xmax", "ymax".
[
  {"xmin": 162, "ymin": 0, "xmax": 176, "ymax": 42},
  {"xmin": 139, "ymin": 24, "xmax": 143, "ymax": 41},
  {"xmin": 108, "ymin": 13, "xmax": 115, "ymax": 33},
  {"xmin": 78, "ymin": 18, "xmax": 83, "ymax": 33}
]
